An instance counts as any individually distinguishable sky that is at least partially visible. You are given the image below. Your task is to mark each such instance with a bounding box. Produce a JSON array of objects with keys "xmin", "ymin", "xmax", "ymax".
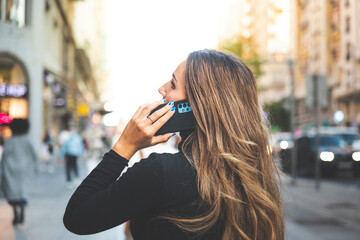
[
  {"xmin": 103, "ymin": 0, "xmax": 289, "ymax": 125},
  {"xmin": 103, "ymin": 0, "xmax": 239, "ymax": 123}
]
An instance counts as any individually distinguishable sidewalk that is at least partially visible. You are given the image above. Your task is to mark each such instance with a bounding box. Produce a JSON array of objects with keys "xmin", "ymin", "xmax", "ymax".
[
  {"xmin": 283, "ymin": 176, "xmax": 360, "ymax": 240},
  {"xmin": 0, "ymin": 159, "xmax": 126, "ymax": 240},
  {"xmin": 0, "ymin": 199, "xmax": 14, "ymax": 240}
]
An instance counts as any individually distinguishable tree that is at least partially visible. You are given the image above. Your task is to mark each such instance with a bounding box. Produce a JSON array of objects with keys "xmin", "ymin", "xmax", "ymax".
[
  {"xmin": 264, "ymin": 100, "xmax": 290, "ymax": 132},
  {"xmin": 218, "ymin": 35, "xmax": 264, "ymax": 78}
]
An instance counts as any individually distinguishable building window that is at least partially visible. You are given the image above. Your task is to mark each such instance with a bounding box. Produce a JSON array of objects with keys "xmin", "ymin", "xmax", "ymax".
[
  {"xmin": 332, "ymin": 49, "xmax": 337, "ymax": 59},
  {"xmin": 345, "ymin": 0, "xmax": 349, "ymax": 7},
  {"xmin": 300, "ymin": 0, "xmax": 308, "ymax": 9},
  {"xmin": 331, "ymin": 0, "xmax": 338, "ymax": 8},
  {"xmin": 346, "ymin": 16, "xmax": 350, "ymax": 33},
  {"xmin": 45, "ymin": 0, "xmax": 50, "ymax": 12},
  {"xmin": 1, "ymin": 0, "xmax": 27, "ymax": 27},
  {"xmin": 346, "ymin": 43, "xmax": 351, "ymax": 61}
]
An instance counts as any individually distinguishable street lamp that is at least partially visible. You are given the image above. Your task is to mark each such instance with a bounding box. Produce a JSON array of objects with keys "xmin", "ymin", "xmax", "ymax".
[{"xmin": 287, "ymin": 58, "xmax": 298, "ymax": 185}]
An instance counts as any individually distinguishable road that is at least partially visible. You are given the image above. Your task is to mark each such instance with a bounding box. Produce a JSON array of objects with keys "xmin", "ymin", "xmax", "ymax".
[{"xmin": 284, "ymin": 176, "xmax": 360, "ymax": 240}]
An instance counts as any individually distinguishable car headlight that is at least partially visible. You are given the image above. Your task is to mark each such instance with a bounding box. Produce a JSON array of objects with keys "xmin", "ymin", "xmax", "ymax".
[
  {"xmin": 280, "ymin": 141, "xmax": 289, "ymax": 150},
  {"xmin": 320, "ymin": 152, "xmax": 334, "ymax": 162},
  {"xmin": 353, "ymin": 152, "xmax": 360, "ymax": 161}
]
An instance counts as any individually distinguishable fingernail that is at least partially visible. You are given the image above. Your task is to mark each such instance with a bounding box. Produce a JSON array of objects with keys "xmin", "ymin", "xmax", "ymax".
[
  {"xmin": 171, "ymin": 107, "xmax": 176, "ymax": 112},
  {"xmin": 168, "ymin": 101, "xmax": 174, "ymax": 106},
  {"xmin": 161, "ymin": 99, "xmax": 166, "ymax": 103},
  {"xmin": 170, "ymin": 133, "xmax": 176, "ymax": 138}
]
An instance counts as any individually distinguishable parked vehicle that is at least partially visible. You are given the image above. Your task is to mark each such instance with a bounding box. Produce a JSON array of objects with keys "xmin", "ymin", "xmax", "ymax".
[
  {"xmin": 351, "ymin": 139, "xmax": 360, "ymax": 176},
  {"xmin": 306, "ymin": 126, "xmax": 358, "ymax": 146},
  {"xmin": 352, "ymin": 139, "xmax": 360, "ymax": 151},
  {"xmin": 315, "ymin": 126, "xmax": 360, "ymax": 176},
  {"xmin": 270, "ymin": 132, "xmax": 293, "ymax": 155},
  {"xmin": 280, "ymin": 134, "xmax": 354, "ymax": 177}
]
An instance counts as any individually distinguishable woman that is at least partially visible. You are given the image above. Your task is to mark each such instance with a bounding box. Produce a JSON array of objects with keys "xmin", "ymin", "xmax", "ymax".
[
  {"xmin": 63, "ymin": 50, "xmax": 284, "ymax": 240},
  {"xmin": 0, "ymin": 119, "xmax": 38, "ymax": 225}
]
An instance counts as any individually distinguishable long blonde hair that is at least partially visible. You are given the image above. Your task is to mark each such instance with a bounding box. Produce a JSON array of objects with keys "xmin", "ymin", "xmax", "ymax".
[{"xmin": 164, "ymin": 50, "xmax": 284, "ymax": 240}]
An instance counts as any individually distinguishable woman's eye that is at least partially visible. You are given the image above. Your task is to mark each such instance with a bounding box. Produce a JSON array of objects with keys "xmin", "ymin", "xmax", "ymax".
[{"xmin": 171, "ymin": 81, "xmax": 175, "ymax": 89}]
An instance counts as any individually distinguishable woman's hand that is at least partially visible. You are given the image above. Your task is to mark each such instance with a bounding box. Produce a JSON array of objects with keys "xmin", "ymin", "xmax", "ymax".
[{"xmin": 112, "ymin": 100, "xmax": 176, "ymax": 160}]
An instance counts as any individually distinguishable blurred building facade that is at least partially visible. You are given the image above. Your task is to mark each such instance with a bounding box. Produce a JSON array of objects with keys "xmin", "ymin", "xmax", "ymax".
[
  {"xmin": 246, "ymin": 0, "xmax": 290, "ymax": 104},
  {"xmin": 220, "ymin": 0, "xmax": 359, "ymax": 131},
  {"xmin": 0, "ymin": 0, "xmax": 105, "ymax": 150},
  {"xmin": 219, "ymin": 0, "xmax": 291, "ymax": 104},
  {"xmin": 292, "ymin": 0, "xmax": 360, "ymax": 129},
  {"xmin": 332, "ymin": 0, "xmax": 360, "ymax": 128}
]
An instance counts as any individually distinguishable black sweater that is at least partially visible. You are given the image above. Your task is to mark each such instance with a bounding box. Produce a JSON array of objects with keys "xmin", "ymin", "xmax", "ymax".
[{"xmin": 63, "ymin": 132, "xmax": 223, "ymax": 239}]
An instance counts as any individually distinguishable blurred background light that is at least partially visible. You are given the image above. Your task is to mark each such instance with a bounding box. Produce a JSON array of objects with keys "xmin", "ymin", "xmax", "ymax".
[
  {"xmin": 320, "ymin": 152, "xmax": 335, "ymax": 162},
  {"xmin": 280, "ymin": 140, "xmax": 289, "ymax": 149},
  {"xmin": 334, "ymin": 110, "xmax": 344, "ymax": 125},
  {"xmin": 352, "ymin": 152, "xmax": 360, "ymax": 161},
  {"xmin": 103, "ymin": 112, "xmax": 121, "ymax": 127},
  {"xmin": 104, "ymin": 102, "xmax": 117, "ymax": 112}
]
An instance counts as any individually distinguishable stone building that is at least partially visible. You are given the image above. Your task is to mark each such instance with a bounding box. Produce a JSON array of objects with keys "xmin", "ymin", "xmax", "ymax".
[
  {"xmin": 0, "ymin": 0, "xmax": 102, "ymax": 150},
  {"xmin": 292, "ymin": 0, "xmax": 360, "ymax": 129}
]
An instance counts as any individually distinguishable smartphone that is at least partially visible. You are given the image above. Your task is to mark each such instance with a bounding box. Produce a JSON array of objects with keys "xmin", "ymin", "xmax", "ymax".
[{"xmin": 150, "ymin": 99, "xmax": 196, "ymax": 136}]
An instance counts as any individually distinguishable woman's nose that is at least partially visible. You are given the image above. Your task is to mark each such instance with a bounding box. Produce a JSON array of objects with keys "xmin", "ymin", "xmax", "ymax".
[{"xmin": 158, "ymin": 86, "xmax": 166, "ymax": 98}]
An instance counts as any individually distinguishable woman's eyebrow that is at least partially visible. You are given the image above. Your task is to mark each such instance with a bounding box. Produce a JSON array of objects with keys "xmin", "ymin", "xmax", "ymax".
[{"xmin": 172, "ymin": 73, "xmax": 178, "ymax": 82}]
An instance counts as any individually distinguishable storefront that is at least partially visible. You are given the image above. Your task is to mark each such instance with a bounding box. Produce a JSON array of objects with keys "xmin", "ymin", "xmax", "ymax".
[
  {"xmin": 0, "ymin": 55, "xmax": 29, "ymax": 118},
  {"xmin": 0, "ymin": 54, "xmax": 29, "ymax": 140}
]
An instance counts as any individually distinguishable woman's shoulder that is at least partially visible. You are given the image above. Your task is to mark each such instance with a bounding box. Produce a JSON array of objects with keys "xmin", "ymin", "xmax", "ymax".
[
  {"xmin": 151, "ymin": 151, "xmax": 194, "ymax": 172},
  {"xmin": 151, "ymin": 152, "xmax": 197, "ymax": 185},
  {"xmin": 126, "ymin": 151, "xmax": 188, "ymax": 173},
  {"xmin": 149, "ymin": 152, "xmax": 198, "ymax": 208},
  {"xmin": 128, "ymin": 151, "xmax": 196, "ymax": 184}
]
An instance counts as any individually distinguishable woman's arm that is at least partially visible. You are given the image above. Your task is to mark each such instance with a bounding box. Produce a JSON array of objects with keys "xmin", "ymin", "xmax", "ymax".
[
  {"xmin": 63, "ymin": 150, "xmax": 165, "ymax": 235},
  {"xmin": 64, "ymin": 100, "xmax": 176, "ymax": 235}
]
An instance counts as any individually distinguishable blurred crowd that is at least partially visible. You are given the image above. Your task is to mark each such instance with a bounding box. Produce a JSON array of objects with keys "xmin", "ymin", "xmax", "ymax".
[
  {"xmin": 0, "ymin": 116, "xmax": 180, "ymax": 240},
  {"xmin": 0, "ymin": 117, "xmax": 111, "ymax": 224}
]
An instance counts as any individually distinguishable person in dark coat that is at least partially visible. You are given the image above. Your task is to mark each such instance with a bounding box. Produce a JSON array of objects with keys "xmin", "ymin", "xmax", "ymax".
[{"xmin": 0, "ymin": 119, "xmax": 38, "ymax": 225}]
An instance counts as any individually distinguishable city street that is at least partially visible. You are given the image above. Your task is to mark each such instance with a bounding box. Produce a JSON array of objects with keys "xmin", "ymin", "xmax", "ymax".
[
  {"xmin": 0, "ymin": 158, "xmax": 126, "ymax": 240},
  {"xmin": 1, "ymin": 0, "xmax": 360, "ymax": 239},
  {"xmin": 284, "ymin": 176, "xmax": 360, "ymax": 240},
  {"xmin": 0, "ymin": 156, "xmax": 359, "ymax": 240}
]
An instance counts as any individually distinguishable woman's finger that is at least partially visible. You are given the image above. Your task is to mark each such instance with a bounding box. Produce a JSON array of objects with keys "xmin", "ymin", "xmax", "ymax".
[
  {"xmin": 151, "ymin": 105, "xmax": 176, "ymax": 133},
  {"xmin": 148, "ymin": 101, "xmax": 175, "ymax": 123},
  {"xmin": 132, "ymin": 103, "xmax": 148, "ymax": 119},
  {"xmin": 151, "ymin": 133, "xmax": 175, "ymax": 145},
  {"xmin": 138, "ymin": 100, "xmax": 166, "ymax": 120}
]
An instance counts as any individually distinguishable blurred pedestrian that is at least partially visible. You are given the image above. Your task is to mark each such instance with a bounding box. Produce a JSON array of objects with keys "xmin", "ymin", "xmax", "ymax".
[
  {"xmin": 0, "ymin": 119, "xmax": 38, "ymax": 225},
  {"xmin": 0, "ymin": 136, "xmax": 4, "ymax": 162},
  {"xmin": 63, "ymin": 50, "xmax": 284, "ymax": 239},
  {"xmin": 60, "ymin": 127, "xmax": 84, "ymax": 189},
  {"xmin": 40, "ymin": 129, "xmax": 55, "ymax": 173},
  {"xmin": 58, "ymin": 124, "xmax": 71, "ymax": 146}
]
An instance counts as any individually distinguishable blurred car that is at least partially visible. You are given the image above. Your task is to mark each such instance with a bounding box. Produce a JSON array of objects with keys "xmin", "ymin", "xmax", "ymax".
[
  {"xmin": 326, "ymin": 128, "xmax": 359, "ymax": 176},
  {"xmin": 306, "ymin": 126, "xmax": 358, "ymax": 147},
  {"xmin": 270, "ymin": 132, "xmax": 294, "ymax": 155},
  {"xmin": 352, "ymin": 139, "xmax": 360, "ymax": 151},
  {"xmin": 351, "ymin": 139, "xmax": 360, "ymax": 176},
  {"xmin": 281, "ymin": 134, "xmax": 354, "ymax": 177},
  {"xmin": 338, "ymin": 133, "xmax": 358, "ymax": 146}
]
